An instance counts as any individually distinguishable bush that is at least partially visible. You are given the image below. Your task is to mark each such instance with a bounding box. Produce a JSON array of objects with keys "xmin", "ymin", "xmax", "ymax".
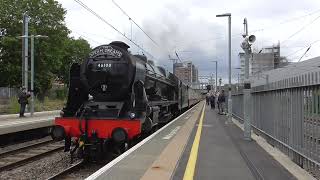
[
  {"xmin": 6, "ymin": 96, "xmax": 65, "ymax": 114},
  {"xmin": 55, "ymin": 88, "xmax": 67, "ymax": 100},
  {"xmin": 35, "ymin": 97, "xmax": 65, "ymax": 111},
  {"xmin": 8, "ymin": 97, "xmax": 20, "ymax": 114}
]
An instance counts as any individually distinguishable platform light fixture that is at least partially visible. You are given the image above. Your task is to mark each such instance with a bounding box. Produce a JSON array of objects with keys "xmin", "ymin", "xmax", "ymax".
[
  {"xmin": 216, "ymin": 13, "xmax": 232, "ymax": 123},
  {"xmin": 18, "ymin": 35, "xmax": 48, "ymax": 116}
]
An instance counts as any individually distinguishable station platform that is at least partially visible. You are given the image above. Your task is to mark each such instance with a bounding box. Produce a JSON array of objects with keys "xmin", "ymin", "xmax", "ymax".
[
  {"xmin": 86, "ymin": 102, "xmax": 308, "ymax": 180},
  {"xmin": 0, "ymin": 111, "xmax": 59, "ymax": 135}
]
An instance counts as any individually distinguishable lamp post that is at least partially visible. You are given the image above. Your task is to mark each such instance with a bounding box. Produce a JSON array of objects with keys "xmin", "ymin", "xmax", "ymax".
[
  {"xmin": 211, "ymin": 61, "xmax": 218, "ymax": 92},
  {"xmin": 216, "ymin": 13, "xmax": 232, "ymax": 122},
  {"xmin": 19, "ymin": 35, "xmax": 48, "ymax": 116},
  {"xmin": 23, "ymin": 14, "xmax": 29, "ymax": 91}
]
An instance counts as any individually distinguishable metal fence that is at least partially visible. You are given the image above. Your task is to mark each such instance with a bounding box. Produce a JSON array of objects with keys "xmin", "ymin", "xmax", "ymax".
[
  {"xmin": 232, "ymin": 71, "xmax": 320, "ymax": 178},
  {"xmin": 0, "ymin": 87, "xmax": 17, "ymax": 98}
]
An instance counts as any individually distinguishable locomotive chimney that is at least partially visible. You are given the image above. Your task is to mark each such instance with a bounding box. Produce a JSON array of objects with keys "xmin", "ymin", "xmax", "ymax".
[{"xmin": 110, "ymin": 41, "xmax": 130, "ymax": 51}]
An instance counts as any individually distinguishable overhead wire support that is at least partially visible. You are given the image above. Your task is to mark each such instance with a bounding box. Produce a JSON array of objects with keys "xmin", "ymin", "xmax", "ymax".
[
  {"xmin": 175, "ymin": 51, "xmax": 182, "ymax": 63},
  {"xmin": 297, "ymin": 46, "xmax": 311, "ymax": 62},
  {"xmin": 111, "ymin": 0, "xmax": 159, "ymax": 47},
  {"xmin": 73, "ymin": 0, "xmax": 155, "ymax": 58},
  {"xmin": 285, "ymin": 39, "xmax": 320, "ymax": 58}
]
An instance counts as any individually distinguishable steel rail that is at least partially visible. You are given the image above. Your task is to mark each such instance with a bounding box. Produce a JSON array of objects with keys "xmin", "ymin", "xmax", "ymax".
[
  {"xmin": 0, "ymin": 140, "xmax": 64, "ymax": 172},
  {"xmin": 46, "ymin": 160, "xmax": 85, "ymax": 180}
]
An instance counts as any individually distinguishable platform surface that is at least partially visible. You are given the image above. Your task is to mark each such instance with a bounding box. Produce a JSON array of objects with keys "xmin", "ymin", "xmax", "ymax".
[
  {"xmin": 173, "ymin": 105, "xmax": 296, "ymax": 180},
  {"xmin": 87, "ymin": 102, "xmax": 297, "ymax": 180},
  {"xmin": 0, "ymin": 111, "xmax": 59, "ymax": 135}
]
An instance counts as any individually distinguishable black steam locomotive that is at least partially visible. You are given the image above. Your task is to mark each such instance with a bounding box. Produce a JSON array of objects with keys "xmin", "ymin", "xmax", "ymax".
[{"xmin": 52, "ymin": 41, "xmax": 201, "ymax": 160}]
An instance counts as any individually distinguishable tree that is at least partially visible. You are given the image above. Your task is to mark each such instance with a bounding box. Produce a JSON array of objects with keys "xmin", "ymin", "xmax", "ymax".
[
  {"xmin": 58, "ymin": 37, "xmax": 91, "ymax": 84},
  {"xmin": 0, "ymin": 0, "xmax": 91, "ymax": 99}
]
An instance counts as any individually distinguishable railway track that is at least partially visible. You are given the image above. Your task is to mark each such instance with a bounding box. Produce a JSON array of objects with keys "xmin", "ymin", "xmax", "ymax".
[
  {"xmin": 46, "ymin": 159, "xmax": 85, "ymax": 180},
  {"xmin": 46, "ymin": 131, "xmax": 150, "ymax": 179},
  {"xmin": 0, "ymin": 140, "xmax": 64, "ymax": 172}
]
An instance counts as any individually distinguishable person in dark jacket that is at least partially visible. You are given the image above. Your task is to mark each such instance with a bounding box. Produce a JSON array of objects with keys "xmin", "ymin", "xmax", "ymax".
[
  {"xmin": 206, "ymin": 93, "xmax": 210, "ymax": 105},
  {"xmin": 18, "ymin": 87, "xmax": 30, "ymax": 117},
  {"xmin": 218, "ymin": 90, "xmax": 226, "ymax": 115},
  {"xmin": 210, "ymin": 94, "xmax": 215, "ymax": 109}
]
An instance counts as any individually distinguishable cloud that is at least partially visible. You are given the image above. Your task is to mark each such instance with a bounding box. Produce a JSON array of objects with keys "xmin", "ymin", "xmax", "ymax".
[
  {"xmin": 58, "ymin": 0, "xmax": 320, "ymax": 83},
  {"xmin": 129, "ymin": 2, "xmax": 246, "ymax": 81}
]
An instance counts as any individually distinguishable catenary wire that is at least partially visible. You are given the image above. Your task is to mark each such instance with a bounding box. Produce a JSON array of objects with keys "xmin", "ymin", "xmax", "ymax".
[
  {"xmin": 280, "ymin": 14, "xmax": 320, "ymax": 45},
  {"xmin": 111, "ymin": 0, "xmax": 159, "ymax": 47},
  {"xmin": 74, "ymin": 0, "xmax": 155, "ymax": 58},
  {"xmin": 178, "ymin": 8, "xmax": 320, "ymax": 47}
]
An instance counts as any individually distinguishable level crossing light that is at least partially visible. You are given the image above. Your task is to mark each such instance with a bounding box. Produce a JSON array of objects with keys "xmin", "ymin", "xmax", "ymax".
[{"xmin": 216, "ymin": 13, "xmax": 232, "ymax": 123}]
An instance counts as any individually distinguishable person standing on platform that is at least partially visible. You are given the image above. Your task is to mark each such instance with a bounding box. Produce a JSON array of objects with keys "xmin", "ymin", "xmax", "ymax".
[
  {"xmin": 18, "ymin": 87, "xmax": 30, "ymax": 117},
  {"xmin": 218, "ymin": 90, "xmax": 226, "ymax": 115},
  {"xmin": 210, "ymin": 93, "xmax": 215, "ymax": 109},
  {"xmin": 206, "ymin": 93, "xmax": 210, "ymax": 105}
]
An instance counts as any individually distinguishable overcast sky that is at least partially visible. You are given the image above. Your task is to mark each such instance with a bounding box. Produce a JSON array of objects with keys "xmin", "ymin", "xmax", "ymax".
[{"xmin": 57, "ymin": 0, "xmax": 320, "ymax": 83}]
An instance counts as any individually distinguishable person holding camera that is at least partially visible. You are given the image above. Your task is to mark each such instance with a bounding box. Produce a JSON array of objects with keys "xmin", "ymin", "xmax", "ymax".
[{"xmin": 18, "ymin": 87, "xmax": 31, "ymax": 117}]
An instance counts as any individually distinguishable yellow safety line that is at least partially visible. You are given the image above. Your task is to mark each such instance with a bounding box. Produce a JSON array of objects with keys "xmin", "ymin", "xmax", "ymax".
[{"xmin": 183, "ymin": 103, "xmax": 206, "ymax": 180}]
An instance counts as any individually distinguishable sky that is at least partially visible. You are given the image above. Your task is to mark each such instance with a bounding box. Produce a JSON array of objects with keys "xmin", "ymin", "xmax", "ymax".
[{"xmin": 57, "ymin": 0, "xmax": 320, "ymax": 84}]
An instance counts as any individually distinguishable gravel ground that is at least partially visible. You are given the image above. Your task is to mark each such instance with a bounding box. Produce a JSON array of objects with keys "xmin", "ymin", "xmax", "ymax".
[
  {"xmin": 62, "ymin": 162, "xmax": 106, "ymax": 180},
  {"xmin": 0, "ymin": 136, "xmax": 114, "ymax": 180},
  {"xmin": 0, "ymin": 150, "xmax": 79, "ymax": 180},
  {"xmin": 0, "ymin": 131, "xmax": 144, "ymax": 179},
  {"xmin": 0, "ymin": 145, "xmax": 113, "ymax": 180},
  {"xmin": 0, "ymin": 136, "xmax": 52, "ymax": 154}
]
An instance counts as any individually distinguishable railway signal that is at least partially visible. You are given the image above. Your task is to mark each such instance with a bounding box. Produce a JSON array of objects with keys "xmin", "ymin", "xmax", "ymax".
[{"xmin": 241, "ymin": 18, "xmax": 255, "ymax": 141}]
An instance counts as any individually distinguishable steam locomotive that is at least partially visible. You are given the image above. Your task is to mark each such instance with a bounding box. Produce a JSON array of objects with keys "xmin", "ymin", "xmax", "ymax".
[{"xmin": 51, "ymin": 41, "xmax": 201, "ymax": 160}]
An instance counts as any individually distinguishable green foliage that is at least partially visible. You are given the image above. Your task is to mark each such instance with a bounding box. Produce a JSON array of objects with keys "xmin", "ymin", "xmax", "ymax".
[
  {"xmin": 8, "ymin": 97, "xmax": 20, "ymax": 114},
  {"xmin": 34, "ymin": 97, "xmax": 65, "ymax": 111},
  {"xmin": 55, "ymin": 89, "xmax": 65, "ymax": 99},
  {"xmin": 7, "ymin": 96, "xmax": 65, "ymax": 114},
  {"xmin": 54, "ymin": 87, "xmax": 68, "ymax": 100},
  {"xmin": 59, "ymin": 37, "xmax": 91, "ymax": 84},
  {"xmin": 0, "ymin": 0, "xmax": 91, "ymax": 95}
]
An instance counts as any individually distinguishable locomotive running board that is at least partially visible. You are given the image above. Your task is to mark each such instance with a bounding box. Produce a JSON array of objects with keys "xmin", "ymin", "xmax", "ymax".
[{"xmin": 148, "ymin": 100, "xmax": 178, "ymax": 106}]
